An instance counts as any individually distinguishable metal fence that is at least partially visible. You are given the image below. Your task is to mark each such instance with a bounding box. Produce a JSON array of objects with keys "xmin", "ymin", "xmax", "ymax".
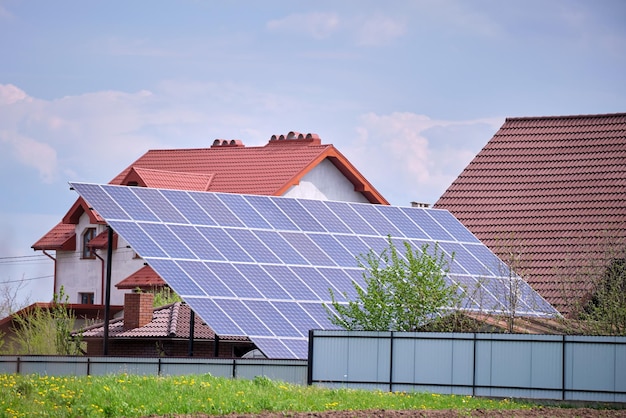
[
  {"xmin": 0, "ymin": 355, "xmax": 308, "ymax": 385},
  {"xmin": 308, "ymin": 330, "xmax": 626, "ymax": 403}
]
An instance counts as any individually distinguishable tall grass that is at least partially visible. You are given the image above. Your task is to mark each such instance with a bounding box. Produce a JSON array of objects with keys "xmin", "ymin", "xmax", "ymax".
[{"xmin": 1, "ymin": 373, "xmax": 533, "ymax": 417}]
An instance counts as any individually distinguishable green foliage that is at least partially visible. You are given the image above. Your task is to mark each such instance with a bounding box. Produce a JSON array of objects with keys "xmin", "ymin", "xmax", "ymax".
[
  {"xmin": 8, "ymin": 286, "xmax": 83, "ymax": 355},
  {"xmin": 328, "ymin": 237, "xmax": 460, "ymax": 331},
  {"xmin": 138, "ymin": 287, "xmax": 182, "ymax": 307},
  {"xmin": 581, "ymin": 257, "xmax": 626, "ymax": 335},
  {"xmin": 0, "ymin": 373, "xmax": 540, "ymax": 417}
]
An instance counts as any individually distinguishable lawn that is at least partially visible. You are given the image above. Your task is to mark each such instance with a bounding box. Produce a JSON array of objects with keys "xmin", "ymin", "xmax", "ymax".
[{"xmin": 0, "ymin": 373, "xmax": 537, "ymax": 417}]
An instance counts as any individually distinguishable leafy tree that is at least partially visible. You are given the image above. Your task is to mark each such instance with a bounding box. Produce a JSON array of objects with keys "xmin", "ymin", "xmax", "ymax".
[
  {"xmin": 581, "ymin": 256, "xmax": 626, "ymax": 335},
  {"xmin": 9, "ymin": 286, "xmax": 83, "ymax": 355},
  {"xmin": 327, "ymin": 238, "xmax": 460, "ymax": 331}
]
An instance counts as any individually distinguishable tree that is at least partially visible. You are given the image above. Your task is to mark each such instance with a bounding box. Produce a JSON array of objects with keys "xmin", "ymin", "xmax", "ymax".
[
  {"xmin": 0, "ymin": 274, "xmax": 31, "ymax": 319},
  {"xmin": 327, "ymin": 237, "xmax": 460, "ymax": 331},
  {"xmin": 581, "ymin": 255, "xmax": 626, "ymax": 335},
  {"xmin": 9, "ymin": 286, "xmax": 83, "ymax": 355}
]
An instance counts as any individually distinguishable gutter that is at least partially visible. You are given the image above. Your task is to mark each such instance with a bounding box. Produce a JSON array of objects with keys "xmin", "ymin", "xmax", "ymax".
[
  {"xmin": 94, "ymin": 251, "xmax": 105, "ymax": 305},
  {"xmin": 42, "ymin": 250, "xmax": 57, "ymax": 295}
]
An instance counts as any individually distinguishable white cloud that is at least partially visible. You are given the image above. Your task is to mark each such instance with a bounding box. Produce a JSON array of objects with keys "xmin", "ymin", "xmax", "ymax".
[
  {"xmin": 346, "ymin": 112, "xmax": 503, "ymax": 206},
  {"xmin": 353, "ymin": 15, "xmax": 407, "ymax": 46},
  {"xmin": 0, "ymin": 84, "xmax": 30, "ymax": 105},
  {"xmin": 0, "ymin": 130, "xmax": 58, "ymax": 182},
  {"xmin": 267, "ymin": 12, "xmax": 340, "ymax": 40}
]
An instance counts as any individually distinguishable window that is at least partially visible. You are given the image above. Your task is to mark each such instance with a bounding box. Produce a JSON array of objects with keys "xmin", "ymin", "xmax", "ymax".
[
  {"xmin": 82, "ymin": 228, "xmax": 96, "ymax": 259},
  {"xmin": 79, "ymin": 292, "xmax": 94, "ymax": 304}
]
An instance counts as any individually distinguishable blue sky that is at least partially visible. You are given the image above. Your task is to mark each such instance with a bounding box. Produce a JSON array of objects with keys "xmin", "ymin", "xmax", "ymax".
[{"xmin": 1, "ymin": 0, "xmax": 625, "ymax": 306}]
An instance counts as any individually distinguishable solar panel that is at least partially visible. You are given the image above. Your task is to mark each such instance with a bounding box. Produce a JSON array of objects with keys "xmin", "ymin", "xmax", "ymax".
[{"xmin": 71, "ymin": 183, "xmax": 559, "ymax": 359}]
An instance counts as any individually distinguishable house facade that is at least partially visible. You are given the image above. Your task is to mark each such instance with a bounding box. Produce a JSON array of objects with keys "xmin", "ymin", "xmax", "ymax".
[
  {"xmin": 32, "ymin": 132, "xmax": 388, "ymax": 307},
  {"xmin": 434, "ymin": 113, "xmax": 626, "ymax": 316}
]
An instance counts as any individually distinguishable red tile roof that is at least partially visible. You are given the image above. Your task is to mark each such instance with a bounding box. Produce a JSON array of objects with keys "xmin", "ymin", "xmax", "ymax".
[
  {"xmin": 80, "ymin": 302, "xmax": 247, "ymax": 341},
  {"xmin": 33, "ymin": 134, "xmax": 388, "ymax": 263},
  {"xmin": 434, "ymin": 113, "xmax": 626, "ymax": 316},
  {"xmin": 122, "ymin": 167, "xmax": 215, "ymax": 191},
  {"xmin": 110, "ymin": 134, "xmax": 387, "ymax": 203},
  {"xmin": 31, "ymin": 222, "xmax": 76, "ymax": 251},
  {"xmin": 87, "ymin": 231, "xmax": 118, "ymax": 250},
  {"xmin": 115, "ymin": 265, "xmax": 166, "ymax": 290}
]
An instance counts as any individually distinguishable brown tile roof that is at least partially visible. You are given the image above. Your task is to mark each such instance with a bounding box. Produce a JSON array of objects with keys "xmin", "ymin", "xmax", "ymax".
[
  {"xmin": 79, "ymin": 302, "xmax": 247, "ymax": 341},
  {"xmin": 434, "ymin": 113, "xmax": 626, "ymax": 316},
  {"xmin": 115, "ymin": 265, "xmax": 166, "ymax": 290}
]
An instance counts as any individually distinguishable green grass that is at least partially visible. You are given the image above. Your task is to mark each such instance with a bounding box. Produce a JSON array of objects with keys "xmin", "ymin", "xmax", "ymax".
[{"xmin": 1, "ymin": 373, "xmax": 536, "ymax": 417}]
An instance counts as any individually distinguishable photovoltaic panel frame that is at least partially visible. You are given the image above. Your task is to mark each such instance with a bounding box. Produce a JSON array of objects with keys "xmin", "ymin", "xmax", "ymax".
[{"xmin": 71, "ymin": 183, "xmax": 559, "ymax": 359}]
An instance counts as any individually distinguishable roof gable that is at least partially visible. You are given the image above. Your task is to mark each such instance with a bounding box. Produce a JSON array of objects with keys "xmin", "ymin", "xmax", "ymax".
[
  {"xmin": 111, "ymin": 133, "xmax": 388, "ymax": 204},
  {"xmin": 121, "ymin": 167, "xmax": 215, "ymax": 191},
  {"xmin": 116, "ymin": 265, "xmax": 166, "ymax": 290},
  {"xmin": 434, "ymin": 113, "xmax": 626, "ymax": 316}
]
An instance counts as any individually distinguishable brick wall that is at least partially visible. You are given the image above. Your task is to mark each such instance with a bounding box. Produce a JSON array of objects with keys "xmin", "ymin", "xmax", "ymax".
[
  {"xmin": 123, "ymin": 292, "xmax": 154, "ymax": 330},
  {"xmin": 85, "ymin": 339, "xmax": 255, "ymax": 358}
]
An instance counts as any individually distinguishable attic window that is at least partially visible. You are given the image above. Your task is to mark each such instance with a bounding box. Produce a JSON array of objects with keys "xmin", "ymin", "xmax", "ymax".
[
  {"xmin": 82, "ymin": 228, "xmax": 96, "ymax": 259},
  {"xmin": 127, "ymin": 181, "xmax": 139, "ymax": 187}
]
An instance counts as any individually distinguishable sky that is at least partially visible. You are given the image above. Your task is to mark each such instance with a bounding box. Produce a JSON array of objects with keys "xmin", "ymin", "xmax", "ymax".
[{"xmin": 1, "ymin": 0, "xmax": 625, "ymax": 307}]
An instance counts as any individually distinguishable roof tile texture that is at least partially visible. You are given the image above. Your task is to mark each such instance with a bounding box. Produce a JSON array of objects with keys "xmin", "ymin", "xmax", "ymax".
[
  {"xmin": 435, "ymin": 113, "xmax": 626, "ymax": 316},
  {"xmin": 111, "ymin": 142, "xmax": 335, "ymax": 195},
  {"xmin": 34, "ymin": 137, "xmax": 388, "ymax": 250},
  {"xmin": 81, "ymin": 302, "xmax": 247, "ymax": 341}
]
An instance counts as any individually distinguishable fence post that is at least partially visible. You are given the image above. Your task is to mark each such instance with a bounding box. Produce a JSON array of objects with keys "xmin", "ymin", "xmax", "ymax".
[
  {"xmin": 472, "ymin": 333, "xmax": 477, "ymax": 397},
  {"xmin": 307, "ymin": 330, "xmax": 314, "ymax": 386},
  {"xmin": 389, "ymin": 332, "xmax": 394, "ymax": 393},
  {"xmin": 16, "ymin": 356, "xmax": 21, "ymax": 375},
  {"xmin": 562, "ymin": 335, "xmax": 566, "ymax": 401}
]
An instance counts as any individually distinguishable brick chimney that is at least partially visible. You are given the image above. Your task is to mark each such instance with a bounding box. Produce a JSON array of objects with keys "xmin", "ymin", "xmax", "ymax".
[{"xmin": 123, "ymin": 292, "xmax": 154, "ymax": 330}]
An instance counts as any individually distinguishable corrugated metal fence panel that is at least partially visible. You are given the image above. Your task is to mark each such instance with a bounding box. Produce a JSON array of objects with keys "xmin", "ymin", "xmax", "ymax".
[
  {"xmin": 21, "ymin": 356, "xmax": 90, "ymax": 376},
  {"xmin": 159, "ymin": 358, "xmax": 235, "ymax": 378},
  {"xmin": 311, "ymin": 330, "xmax": 391, "ymax": 385},
  {"xmin": 88, "ymin": 357, "xmax": 160, "ymax": 375},
  {"xmin": 235, "ymin": 359, "xmax": 307, "ymax": 384},
  {"xmin": 0, "ymin": 356, "xmax": 307, "ymax": 385},
  {"xmin": 0, "ymin": 356, "xmax": 18, "ymax": 373},
  {"xmin": 309, "ymin": 331, "xmax": 626, "ymax": 402},
  {"xmin": 565, "ymin": 335, "xmax": 626, "ymax": 403},
  {"xmin": 392, "ymin": 332, "xmax": 474, "ymax": 395},
  {"xmin": 474, "ymin": 334, "xmax": 563, "ymax": 399}
]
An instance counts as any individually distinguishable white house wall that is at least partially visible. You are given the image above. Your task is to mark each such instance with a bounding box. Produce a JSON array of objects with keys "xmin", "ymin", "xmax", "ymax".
[
  {"xmin": 282, "ymin": 159, "xmax": 369, "ymax": 203},
  {"xmin": 55, "ymin": 214, "xmax": 103, "ymax": 304},
  {"xmin": 55, "ymin": 213, "xmax": 144, "ymax": 305}
]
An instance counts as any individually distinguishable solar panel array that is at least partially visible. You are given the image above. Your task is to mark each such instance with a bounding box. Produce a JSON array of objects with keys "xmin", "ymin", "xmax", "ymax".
[{"xmin": 71, "ymin": 183, "xmax": 559, "ymax": 359}]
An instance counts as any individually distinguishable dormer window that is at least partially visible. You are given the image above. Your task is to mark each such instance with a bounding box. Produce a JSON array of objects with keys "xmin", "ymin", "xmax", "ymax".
[{"xmin": 82, "ymin": 228, "xmax": 96, "ymax": 259}]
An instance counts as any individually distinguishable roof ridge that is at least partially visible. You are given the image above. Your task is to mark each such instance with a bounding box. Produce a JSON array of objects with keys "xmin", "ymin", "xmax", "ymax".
[
  {"xmin": 505, "ymin": 112, "xmax": 626, "ymax": 122},
  {"xmin": 168, "ymin": 302, "xmax": 181, "ymax": 337}
]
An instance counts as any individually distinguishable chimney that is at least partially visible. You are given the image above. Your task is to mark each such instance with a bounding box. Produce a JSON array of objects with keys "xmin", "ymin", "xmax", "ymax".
[
  {"xmin": 267, "ymin": 132, "xmax": 321, "ymax": 146},
  {"xmin": 123, "ymin": 292, "xmax": 154, "ymax": 330},
  {"xmin": 211, "ymin": 139, "xmax": 244, "ymax": 148},
  {"xmin": 411, "ymin": 201, "xmax": 430, "ymax": 208}
]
